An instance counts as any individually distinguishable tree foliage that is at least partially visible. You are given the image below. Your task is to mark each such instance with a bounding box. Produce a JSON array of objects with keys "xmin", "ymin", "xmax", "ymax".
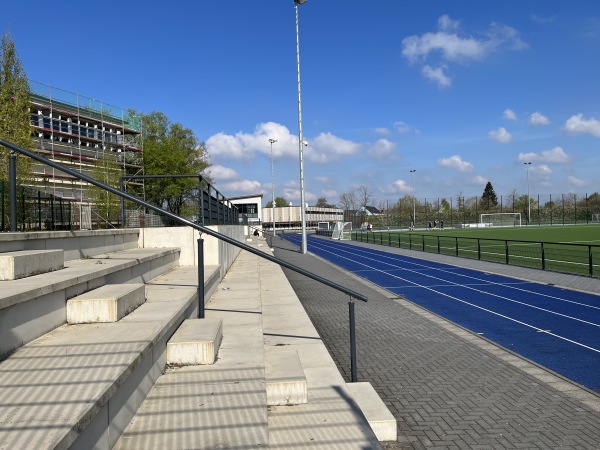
[
  {"xmin": 315, "ymin": 197, "xmax": 335, "ymax": 208},
  {"xmin": 480, "ymin": 181, "xmax": 498, "ymax": 209},
  {"xmin": 265, "ymin": 196, "xmax": 289, "ymax": 208},
  {"xmin": 0, "ymin": 32, "xmax": 32, "ymax": 181},
  {"xmin": 140, "ymin": 111, "xmax": 210, "ymax": 216}
]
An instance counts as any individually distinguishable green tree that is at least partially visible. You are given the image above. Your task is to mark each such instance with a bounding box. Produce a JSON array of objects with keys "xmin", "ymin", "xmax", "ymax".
[
  {"xmin": 88, "ymin": 153, "xmax": 122, "ymax": 227},
  {"xmin": 480, "ymin": 181, "xmax": 498, "ymax": 209},
  {"xmin": 315, "ymin": 197, "xmax": 335, "ymax": 208},
  {"xmin": 265, "ymin": 196, "xmax": 289, "ymax": 208},
  {"xmin": 140, "ymin": 111, "xmax": 210, "ymax": 216},
  {"xmin": 0, "ymin": 32, "xmax": 33, "ymax": 182}
]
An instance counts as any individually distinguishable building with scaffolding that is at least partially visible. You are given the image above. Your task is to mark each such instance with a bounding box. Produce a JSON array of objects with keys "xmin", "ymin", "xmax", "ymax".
[{"xmin": 28, "ymin": 80, "xmax": 143, "ymax": 202}]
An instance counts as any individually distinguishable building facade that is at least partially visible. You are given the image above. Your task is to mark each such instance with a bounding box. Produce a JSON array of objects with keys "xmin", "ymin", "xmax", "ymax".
[
  {"xmin": 263, "ymin": 205, "xmax": 343, "ymax": 230},
  {"xmin": 28, "ymin": 80, "xmax": 143, "ymax": 201}
]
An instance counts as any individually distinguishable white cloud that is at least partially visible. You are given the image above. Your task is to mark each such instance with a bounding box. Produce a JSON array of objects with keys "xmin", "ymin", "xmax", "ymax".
[
  {"xmin": 567, "ymin": 176, "xmax": 592, "ymax": 187},
  {"xmin": 562, "ymin": 113, "xmax": 600, "ymax": 138},
  {"xmin": 367, "ymin": 139, "xmax": 398, "ymax": 161},
  {"xmin": 503, "ymin": 108, "xmax": 517, "ymax": 120},
  {"xmin": 529, "ymin": 112, "xmax": 550, "ymax": 125},
  {"xmin": 283, "ymin": 187, "xmax": 316, "ymax": 204},
  {"xmin": 380, "ymin": 179, "xmax": 413, "ymax": 195},
  {"xmin": 305, "ymin": 132, "xmax": 361, "ymax": 163},
  {"xmin": 422, "ymin": 65, "xmax": 452, "ymax": 88},
  {"xmin": 314, "ymin": 176, "xmax": 333, "ymax": 184},
  {"xmin": 488, "ymin": 127, "xmax": 512, "ymax": 143},
  {"xmin": 206, "ymin": 122, "xmax": 363, "ymax": 166},
  {"xmin": 208, "ymin": 164, "xmax": 239, "ymax": 181},
  {"xmin": 532, "ymin": 164, "xmax": 552, "ymax": 176},
  {"xmin": 437, "ymin": 154, "xmax": 474, "ymax": 172},
  {"xmin": 471, "ymin": 175, "xmax": 488, "ymax": 185},
  {"xmin": 402, "ymin": 15, "xmax": 527, "ymax": 86},
  {"xmin": 374, "ymin": 127, "xmax": 390, "ymax": 136},
  {"xmin": 393, "ymin": 121, "xmax": 419, "ymax": 134},
  {"xmin": 219, "ymin": 179, "xmax": 263, "ymax": 194},
  {"xmin": 517, "ymin": 146, "xmax": 571, "ymax": 164}
]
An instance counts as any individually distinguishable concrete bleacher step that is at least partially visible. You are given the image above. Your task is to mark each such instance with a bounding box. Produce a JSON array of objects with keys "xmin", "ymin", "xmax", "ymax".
[
  {"xmin": 0, "ymin": 265, "xmax": 209, "ymax": 450},
  {"xmin": 67, "ymin": 283, "xmax": 146, "ymax": 323},
  {"xmin": 346, "ymin": 382, "xmax": 397, "ymax": 442},
  {"xmin": 166, "ymin": 318, "xmax": 223, "ymax": 365},
  {"xmin": 0, "ymin": 249, "xmax": 63, "ymax": 280},
  {"xmin": 264, "ymin": 348, "xmax": 307, "ymax": 406},
  {"xmin": 0, "ymin": 247, "xmax": 180, "ymax": 358}
]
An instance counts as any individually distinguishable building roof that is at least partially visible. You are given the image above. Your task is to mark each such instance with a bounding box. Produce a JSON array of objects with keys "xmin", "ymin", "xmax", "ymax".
[{"xmin": 228, "ymin": 193, "xmax": 264, "ymax": 201}]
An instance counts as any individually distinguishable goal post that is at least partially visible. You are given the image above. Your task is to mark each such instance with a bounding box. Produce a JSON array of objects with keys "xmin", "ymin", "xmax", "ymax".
[
  {"xmin": 480, "ymin": 212, "xmax": 521, "ymax": 227},
  {"xmin": 331, "ymin": 221, "xmax": 352, "ymax": 240}
]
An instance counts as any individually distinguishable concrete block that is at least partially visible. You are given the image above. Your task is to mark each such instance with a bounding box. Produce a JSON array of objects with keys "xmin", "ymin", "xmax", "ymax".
[
  {"xmin": 0, "ymin": 249, "xmax": 63, "ymax": 280},
  {"xmin": 265, "ymin": 348, "xmax": 307, "ymax": 406},
  {"xmin": 167, "ymin": 318, "xmax": 223, "ymax": 365},
  {"xmin": 346, "ymin": 382, "xmax": 397, "ymax": 442},
  {"xmin": 67, "ymin": 283, "xmax": 146, "ymax": 324}
]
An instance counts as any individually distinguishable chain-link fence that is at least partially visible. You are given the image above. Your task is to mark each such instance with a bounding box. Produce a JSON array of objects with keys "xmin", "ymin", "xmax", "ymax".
[{"xmin": 369, "ymin": 193, "xmax": 600, "ymax": 229}]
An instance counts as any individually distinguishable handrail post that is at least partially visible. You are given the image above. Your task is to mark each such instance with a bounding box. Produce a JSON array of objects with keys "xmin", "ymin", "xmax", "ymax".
[
  {"xmin": 349, "ymin": 298, "xmax": 358, "ymax": 382},
  {"xmin": 9, "ymin": 151, "xmax": 17, "ymax": 232},
  {"xmin": 198, "ymin": 235, "xmax": 205, "ymax": 318}
]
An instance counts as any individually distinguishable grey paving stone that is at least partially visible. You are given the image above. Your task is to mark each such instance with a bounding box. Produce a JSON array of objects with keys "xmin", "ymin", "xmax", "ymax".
[{"xmin": 270, "ymin": 235, "xmax": 600, "ymax": 449}]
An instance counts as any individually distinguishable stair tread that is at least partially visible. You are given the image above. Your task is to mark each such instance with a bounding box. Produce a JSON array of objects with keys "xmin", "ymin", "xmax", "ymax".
[{"xmin": 0, "ymin": 266, "xmax": 203, "ymax": 450}]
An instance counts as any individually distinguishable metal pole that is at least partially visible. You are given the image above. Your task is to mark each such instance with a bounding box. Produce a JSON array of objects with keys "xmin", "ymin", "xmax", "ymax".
[
  {"xmin": 269, "ymin": 138, "xmax": 277, "ymax": 237},
  {"xmin": 198, "ymin": 236, "xmax": 205, "ymax": 318},
  {"xmin": 349, "ymin": 299, "xmax": 358, "ymax": 382},
  {"xmin": 295, "ymin": 0, "xmax": 308, "ymax": 254},
  {"xmin": 524, "ymin": 162, "xmax": 531, "ymax": 224},
  {"xmin": 410, "ymin": 169, "xmax": 416, "ymax": 228},
  {"xmin": 9, "ymin": 152, "xmax": 17, "ymax": 232}
]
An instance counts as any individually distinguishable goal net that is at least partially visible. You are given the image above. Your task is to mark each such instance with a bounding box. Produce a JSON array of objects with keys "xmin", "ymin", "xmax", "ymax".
[
  {"xmin": 592, "ymin": 213, "xmax": 600, "ymax": 223},
  {"xmin": 480, "ymin": 212, "xmax": 521, "ymax": 227},
  {"xmin": 331, "ymin": 221, "xmax": 352, "ymax": 240}
]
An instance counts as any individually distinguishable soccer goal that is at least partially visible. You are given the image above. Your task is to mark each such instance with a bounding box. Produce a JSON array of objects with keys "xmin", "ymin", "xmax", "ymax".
[
  {"xmin": 331, "ymin": 221, "xmax": 352, "ymax": 240},
  {"xmin": 592, "ymin": 213, "xmax": 600, "ymax": 223},
  {"xmin": 480, "ymin": 212, "xmax": 521, "ymax": 227}
]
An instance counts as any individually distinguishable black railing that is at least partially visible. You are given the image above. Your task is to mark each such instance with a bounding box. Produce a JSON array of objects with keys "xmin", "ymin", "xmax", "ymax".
[
  {"xmin": 0, "ymin": 139, "xmax": 367, "ymax": 382},
  {"xmin": 353, "ymin": 230, "xmax": 600, "ymax": 278}
]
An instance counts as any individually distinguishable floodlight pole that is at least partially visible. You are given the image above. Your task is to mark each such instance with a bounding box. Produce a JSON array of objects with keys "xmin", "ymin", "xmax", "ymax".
[
  {"xmin": 269, "ymin": 138, "xmax": 277, "ymax": 236},
  {"xmin": 295, "ymin": 0, "xmax": 308, "ymax": 254},
  {"xmin": 524, "ymin": 162, "xmax": 531, "ymax": 224},
  {"xmin": 410, "ymin": 169, "xmax": 416, "ymax": 227}
]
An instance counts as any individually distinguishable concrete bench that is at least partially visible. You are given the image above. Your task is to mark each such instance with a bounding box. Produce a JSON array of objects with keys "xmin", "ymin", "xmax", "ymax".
[
  {"xmin": 167, "ymin": 318, "xmax": 223, "ymax": 365},
  {"xmin": 347, "ymin": 381, "xmax": 397, "ymax": 442},
  {"xmin": 67, "ymin": 283, "xmax": 146, "ymax": 323},
  {"xmin": 0, "ymin": 249, "xmax": 63, "ymax": 280},
  {"xmin": 265, "ymin": 348, "xmax": 307, "ymax": 406}
]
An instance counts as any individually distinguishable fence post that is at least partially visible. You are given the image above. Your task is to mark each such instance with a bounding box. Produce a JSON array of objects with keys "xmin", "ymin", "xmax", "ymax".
[
  {"xmin": 477, "ymin": 238, "xmax": 481, "ymax": 260},
  {"xmin": 422, "ymin": 235, "xmax": 425, "ymax": 251},
  {"xmin": 541, "ymin": 243, "xmax": 545, "ymax": 270},
  {"xmin": 38, "ymin": 191, "xmax": 42, "ymax": 229},
  {"xmin": 198, "ymin": 236, "xmax": 205, "ymax": 319},
  {"xmin": 349, "ymin": 298, "xmax": 358, "ymax": 383},
  {"xmin": 50, "ymin": 194, "xmax": 55, "ymax": 230},
  {"xmin": 589, "ymin": 245, "xmax": 593, "ymax": 277},
  {"xmin": 10, "ymin": 152, "xmax": 17, "ymax": 232},
  {"xmin": 455, "ymin": 237, "xmax": 458, "ymax": 257},
  {"xmin": 1, "ymin": 180, "xmax": 5, "ymax": 231},
  {"xmin": 505, "ymin": 240, "xmax": 509, "ymax": 264},
  {"xmin": 437, "ymin": 236, "xmax": 440, "ymax": 254}
]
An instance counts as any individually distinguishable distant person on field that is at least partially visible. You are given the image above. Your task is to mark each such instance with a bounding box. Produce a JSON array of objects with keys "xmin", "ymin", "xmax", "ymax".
[
  {"xmin": 428, "ymin": 221, "xmax": 432, "ymax": 230},
  {"xmin": 433, "ymin": 220, "xmax": 437, "ymax": 229},
  {"xmin": 440, "ymin": 219, "xmax": 444, "ymax": 229}
]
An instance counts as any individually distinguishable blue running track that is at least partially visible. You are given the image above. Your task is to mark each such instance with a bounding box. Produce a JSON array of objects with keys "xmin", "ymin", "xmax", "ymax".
[{"xmin": 282, "ymin": 234, "xmax": 600, "ymax": 393}]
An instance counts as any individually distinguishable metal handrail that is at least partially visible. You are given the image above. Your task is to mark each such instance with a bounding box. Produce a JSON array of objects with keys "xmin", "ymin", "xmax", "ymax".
[{"xmin": 0, "ymin": 139, "xmax": 368, "ymax": 303}]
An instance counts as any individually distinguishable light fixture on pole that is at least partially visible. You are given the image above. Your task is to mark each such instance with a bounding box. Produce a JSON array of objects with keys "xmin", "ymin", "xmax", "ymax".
[
  {"xmin": 410, "ymin": 169, "xmax": 416, "ymax": 228},
  {"xmin": 524, "ymin": 162, "xmax": 531, "ymax": 224},
  {"xmin": 295, "ymin": 0, "xmax": 308, "ymax": 254},
  {"xmin": 269, "ymin": 138, "xmax": 277, "ymax": 237}
]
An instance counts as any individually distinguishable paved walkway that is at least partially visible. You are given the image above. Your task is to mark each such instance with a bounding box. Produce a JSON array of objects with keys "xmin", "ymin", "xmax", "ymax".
[{"xmin": 270, "ymin": 235, "xmax": 600, "ymax": 449}]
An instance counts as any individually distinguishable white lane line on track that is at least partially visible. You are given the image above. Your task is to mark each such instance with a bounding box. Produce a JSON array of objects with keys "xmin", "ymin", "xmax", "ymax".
[
  {"xmin": 305, "ymin": 239, "xmax": 600, "ymax": 353},
  {"xmin": 308, "ymin": 239, "xmax": 600, "ymax": 327},
  {"xmin": 325, "ymin": 239, "xmax": 600, "ymax": 311}
]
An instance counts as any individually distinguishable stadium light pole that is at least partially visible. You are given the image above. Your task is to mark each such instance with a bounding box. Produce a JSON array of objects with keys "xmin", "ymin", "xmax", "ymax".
[
  {"xmin": 295, "ymin": 0, "xmax": 308, "ymax": 254},
  {"xmin": 524, "ymin": 162, "xmax": 531, "ymax": 224},
  {"xmin": 410, "ymin": 169, "xmax": 416, "ymax": 227},
  {"xmin": 269, "ymin": 138, "xmax": 277, "ymax": 237}
]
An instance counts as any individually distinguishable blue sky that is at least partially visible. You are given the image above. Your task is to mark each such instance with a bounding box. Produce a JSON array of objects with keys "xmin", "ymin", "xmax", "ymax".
[{"xmin": 4, "ymin": 1, "xmax": 600, "ymax": 207}]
